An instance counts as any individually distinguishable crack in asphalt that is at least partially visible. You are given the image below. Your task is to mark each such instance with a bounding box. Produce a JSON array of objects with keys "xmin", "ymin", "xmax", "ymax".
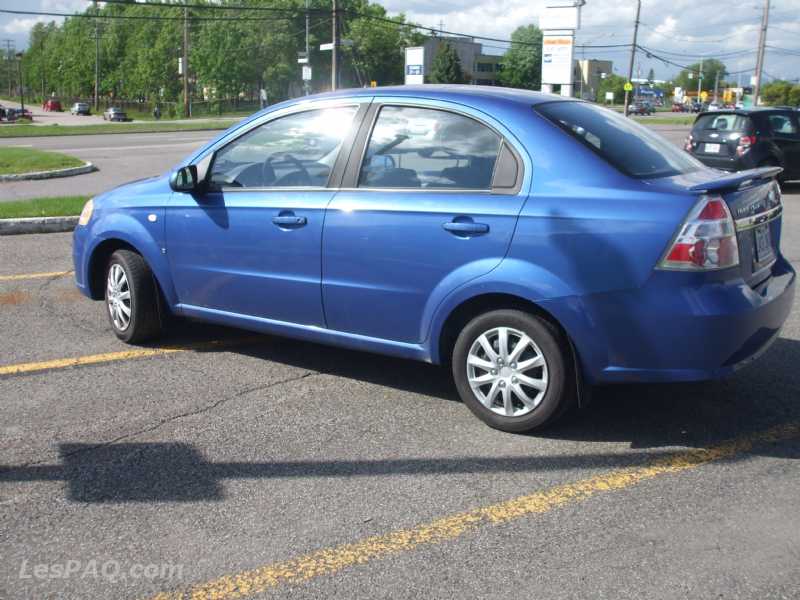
[{"xmin": 4, "ymin": 370, "xmax": 320, "ymax": 470}]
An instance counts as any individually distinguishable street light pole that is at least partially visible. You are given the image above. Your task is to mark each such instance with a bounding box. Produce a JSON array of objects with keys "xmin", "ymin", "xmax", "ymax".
[{"xmin": 623, "ymin": 0, "xmax": 641, "ymax": 117}]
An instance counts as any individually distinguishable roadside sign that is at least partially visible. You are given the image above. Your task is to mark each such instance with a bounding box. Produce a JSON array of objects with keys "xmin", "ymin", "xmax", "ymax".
[
  {"xmin": 541, "ymin": 35, "xmax": 574, "ymax": 85},
  {"xmin": 370, "ymin": 81, "xmax": 377, "ymax": 88},
  {"xmin": 319, "ymin": 42, "xmax": 334, "ymax": 51},
  {"xmin": 623, "ymin": 82, "xmax": 633, "ymax": 92},
  {"xmin": 302, "ymin": 66, "xmax": 312, "ymax": 81},
  {"xmin": 605, "ymin": 91, "xmax": 614, "ymax": 102},
  {"xmin": 405, "ymin": 46, "xmax": 425, "ymax": 85}
]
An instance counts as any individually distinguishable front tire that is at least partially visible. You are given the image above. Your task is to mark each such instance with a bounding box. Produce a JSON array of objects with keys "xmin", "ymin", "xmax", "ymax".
[
  {"xmin": 452, "ymin": 310, "xmax": 574, "ymax": 433},
  {"xmin": 105, "ymin": 250, "xmax": 162, "ymax": 343}
]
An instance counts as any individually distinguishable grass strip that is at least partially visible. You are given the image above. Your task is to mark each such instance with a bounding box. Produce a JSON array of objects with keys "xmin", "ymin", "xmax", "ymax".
[
  {"xmin": 0, "ymin": 195, "xmax": 89, "ymax": 219},
  {"xmin": 0, "ymin": 147, "xmax": 84, "ymax": 175}
]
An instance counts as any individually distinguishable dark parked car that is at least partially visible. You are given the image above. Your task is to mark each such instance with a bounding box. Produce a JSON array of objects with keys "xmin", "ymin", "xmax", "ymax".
[
  {"xmin": 103, "ymin": 107, "xmax": 127, "ymax": 122},
  {"xmin": 73, "ymin": 87, "xmax": 794, "ymax": 433},
  {"xmin": 70, "ymin": 102, "xmax": 91, "ymax": 116},
  {"xmin": 5, "ymin": 108, "xmax": 33, "ymax": 122},
  {"xmin": 626, "ymin": 101, "xmax": 654, "ymax": 116},
  {"xmin": 685, "ymin": 107, "xmax": 800, "ymax": 181}
]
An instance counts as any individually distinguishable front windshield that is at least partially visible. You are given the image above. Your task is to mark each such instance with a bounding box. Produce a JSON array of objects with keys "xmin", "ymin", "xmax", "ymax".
[{"xmin": 536, "ymin": 101, "xmax": 703, "ymax": 179}]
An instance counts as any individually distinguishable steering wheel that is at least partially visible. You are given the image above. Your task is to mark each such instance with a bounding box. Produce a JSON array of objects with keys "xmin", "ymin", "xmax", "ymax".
[{"xmin": 264, "ymin": 152, "xmax": 312, "ymax": 187}]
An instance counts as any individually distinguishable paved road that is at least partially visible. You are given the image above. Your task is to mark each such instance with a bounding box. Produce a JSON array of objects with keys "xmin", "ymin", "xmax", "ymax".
[
  {"xmin": 0, "ymin": 123, "xmax": 691, "ymax": 202},
  {"xmin": 0, "ymin": 184, "xmax": 798, "ymax": 596},
  {"xmin": 0, "ymin": 130, "xmax": 219, "ymax": 201}
]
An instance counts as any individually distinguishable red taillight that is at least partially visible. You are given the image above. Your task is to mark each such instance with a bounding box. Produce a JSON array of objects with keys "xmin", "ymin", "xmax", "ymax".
[
  {"xmin": 736, "ymin": 135, "xmax": 756, "ymax": 157},
  {"xmin": 684, "ymin": 134, "xmax": 694, "ymax": 152},
  {"xmin": 658, "ymin": 195, "xmax": 740, "ymax": 271}
]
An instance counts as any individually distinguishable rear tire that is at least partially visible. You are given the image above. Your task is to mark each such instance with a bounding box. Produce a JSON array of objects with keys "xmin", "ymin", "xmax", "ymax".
[
  {"xmin": 104, "ymin": 250, "xmax": 162, "ymax": 344},
  {"xmin": 451, "ymin": 309, "xmax": 575, "ymax": 433}
]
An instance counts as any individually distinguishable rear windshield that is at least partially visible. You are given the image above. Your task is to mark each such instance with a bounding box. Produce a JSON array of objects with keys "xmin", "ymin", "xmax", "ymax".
[
  {"xmin": 693, "ymin": 113, "xmax": 751, "ymax": 132},
  {"xmin": 536, "ymin": 101, "xmax": 702, "ymax": 179}
]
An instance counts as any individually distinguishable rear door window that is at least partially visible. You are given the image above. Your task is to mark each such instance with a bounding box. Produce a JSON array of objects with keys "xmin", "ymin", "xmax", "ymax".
[
  {"xmin": 536, "ymin": 101, "xmax": 702, "ymax": 179},
  {"xmin": 768, "ymin": 114, "xmax": 798, "ymax": 136},
  {"xmin": 358, "ymin": 105, "xmax": 502, "ymax": 189},
  {"xmin": 694, "ymin": 113, "xmax": 751, "ymax": 133}
]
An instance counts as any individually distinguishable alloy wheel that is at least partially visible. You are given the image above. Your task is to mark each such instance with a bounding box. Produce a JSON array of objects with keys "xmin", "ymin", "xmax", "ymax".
[
  {"xmin": 107, "ymin": 263, "xmax": 132, "ymax": 331},
  {"xmin": 466, "ymin": 326, "xmax": 549, "ymax": 417}
]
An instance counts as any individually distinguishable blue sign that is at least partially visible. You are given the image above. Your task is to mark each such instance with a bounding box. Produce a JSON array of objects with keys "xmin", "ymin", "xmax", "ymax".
[{"xmin": 406, "ymin": 65, "xmax": 423, "ymax": 76}]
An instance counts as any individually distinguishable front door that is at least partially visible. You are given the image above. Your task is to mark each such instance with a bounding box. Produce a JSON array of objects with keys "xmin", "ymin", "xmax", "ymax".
[
  {"xmin": 167, "ymin": 105, "xmax": 361, "ymax": 325},
  {"xmin": 322, "ymin": 103, "xmax": 528, "ymax": 343}
]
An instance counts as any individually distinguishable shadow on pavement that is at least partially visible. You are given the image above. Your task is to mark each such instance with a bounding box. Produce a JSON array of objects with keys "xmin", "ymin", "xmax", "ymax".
[{"xmin": 2, "ymin": 324, "xmax": 799, "ymax": 503}]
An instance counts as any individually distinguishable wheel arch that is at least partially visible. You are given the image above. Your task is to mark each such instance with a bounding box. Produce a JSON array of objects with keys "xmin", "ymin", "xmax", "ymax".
[
  {"xmin": 86, "ymin": 236, "xmax": 174, "ymax": 310},
  {"xmin": 433, "ymin": 292, "xmax": 589, "ymax": 407},
  {"xmin": 435, "ymin": 293, "xmax": 572, "ymax": 367}
]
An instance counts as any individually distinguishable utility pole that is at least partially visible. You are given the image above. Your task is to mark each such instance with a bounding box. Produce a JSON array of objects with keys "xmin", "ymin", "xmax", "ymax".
[
  {"xmin": 623, "ymin": 0, "xmax": 641, "ymax": 117},
  {"xmin": 183, "ymin": 7, "xmax": 189, "ymax": 118},
  {"xmin": 753, "ymin": 0, "xmax": 770, "ymax": 107},
  {"xmin": 697, "ymin": 57, "xmax": 703, "ymax": 100},
  {"xmin": 304, "ymin": 0, "xmax": 310, "ymax": 95},
  {"xmin": 331, "ymin": 0, "xmax": 339, "ymax": 91},
  {"xmin": 16, "ymin": 52, "xmax": 24, "ymax": 112},
  {"xmin": 93, "ymin": 0, "xmax": 99, "ymax": 112},
  {"xmin": 713, "ymin": 70, "xmax": 720, "ymax": 103},
  {"xmin": 3, "ymin": 39, "xmax": 14, "ymax": 98}
]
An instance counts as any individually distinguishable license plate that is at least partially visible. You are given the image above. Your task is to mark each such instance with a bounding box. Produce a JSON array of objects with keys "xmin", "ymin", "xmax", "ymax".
[
  {"xmin": 704, "ymin": 143, "xmax": 720, "ymax": 153},
  {"xmin": 754, "ymin": 224, "xmax": 774, "ymax": 263}
]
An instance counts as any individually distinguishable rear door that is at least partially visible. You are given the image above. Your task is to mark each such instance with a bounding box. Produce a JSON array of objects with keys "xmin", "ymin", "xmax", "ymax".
[
  {"xmin": 691, "ymin": 112, "xmax": 751, "ymax": 159},
  {"xmin": 766, "ymin": 112, "xmax": 800, "ymax": 178},
  {"xmin": 321, "ymin": 101, "xmax": 527, "ymax": 343}
]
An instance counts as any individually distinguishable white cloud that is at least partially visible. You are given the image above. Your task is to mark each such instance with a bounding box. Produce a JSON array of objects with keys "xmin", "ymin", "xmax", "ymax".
[{"xmin": 2, "ymin": 16, "xmax": 49, "ymax": 34}]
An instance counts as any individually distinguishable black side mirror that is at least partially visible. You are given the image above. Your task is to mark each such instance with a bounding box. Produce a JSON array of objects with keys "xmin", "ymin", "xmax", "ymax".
[{"xmin": 169, "ymin": 165, "xmax": 199, "ymax": 192}]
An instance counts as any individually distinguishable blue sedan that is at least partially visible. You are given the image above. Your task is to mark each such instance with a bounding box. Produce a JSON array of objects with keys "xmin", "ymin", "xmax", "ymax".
[{"xmin": 73, "ymin": 86, "xmax": 795, "ymax": 432}]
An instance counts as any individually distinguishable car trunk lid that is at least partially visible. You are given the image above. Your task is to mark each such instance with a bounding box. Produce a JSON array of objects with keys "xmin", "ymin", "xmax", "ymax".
[{"xmin": 690, "ymin": 168, "xmax": 783, "ymax": 287}]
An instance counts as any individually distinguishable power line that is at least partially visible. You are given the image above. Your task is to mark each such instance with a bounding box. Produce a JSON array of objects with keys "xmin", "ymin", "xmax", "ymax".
[{"xmin": 0, "ymin": 8, "xmax": 298, "ymax": 23}]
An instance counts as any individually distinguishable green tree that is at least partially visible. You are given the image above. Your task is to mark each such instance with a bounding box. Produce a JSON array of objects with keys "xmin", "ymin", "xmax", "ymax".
[
  {"xmin": 345, "ymin": 3, "xmax": 424, "ymax": 86},
  {"xmin": 674, "ymin": 59, "xmax": 727, "ymax": 93},
  {"xmin": 429, "ymin": 42, "xmax": 467, "ymax": 84},
  {"xmin": 760, "ymin": 80, "xmax": 797, "ymax": 106},
  {"xmin": 596, "ymin": 73, "xmax": 626, "ymax": 103},
  {"xmin": 646, "ymin": 67, "xmax": 655, "ymax": 83},
  {"xmin": 497, "ymin": 25, "xmax": 542, "ymax": 90}
]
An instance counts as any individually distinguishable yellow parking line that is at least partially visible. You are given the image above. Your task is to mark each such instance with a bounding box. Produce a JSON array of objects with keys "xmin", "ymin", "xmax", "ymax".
[
  {"xmin": 151, "ymin": 421, "xmax": 800, "ymax": 600},
  {"xmin": 0, "ymin": 270, "xmax": 72, "ymax": 282},
  {"xmin": 0, "ymin": 337, "xmax": 261, "ymax": 377}
]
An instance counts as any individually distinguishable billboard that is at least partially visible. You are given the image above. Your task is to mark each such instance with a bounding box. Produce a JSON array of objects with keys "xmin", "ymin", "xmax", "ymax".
[
  {"xmin": 541, "ymin": 35, "xmax": 574, "ymax": 85},
  {"xmin": 405, "ymin": 47, "xmax": 425, "ymax": 85},
  {"xmin": 540, "ymin": 5, "xmax": 580, "ymax": 30}
]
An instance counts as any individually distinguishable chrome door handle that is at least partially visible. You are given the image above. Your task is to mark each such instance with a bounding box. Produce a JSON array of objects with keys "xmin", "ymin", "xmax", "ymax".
[
  {"xmin": 272, "ymin": 215, "xmax": 307, "ymax": 226},
  {"xmin": 443, "ymin": 221, "xmax": 489, "ymax": 235}
]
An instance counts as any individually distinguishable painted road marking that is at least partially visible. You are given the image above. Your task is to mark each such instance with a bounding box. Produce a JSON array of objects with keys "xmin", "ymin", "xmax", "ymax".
[
  {"xmin": 0, "ymin": 270, "xmax": 72, "ymax": 282},
  {"xmin": 0, "ymin": 337, "xmax": 262, "ymax": 377},
  {"xmin": 151, "ymin": 421, "xmax": 800, "ymax": 600}
]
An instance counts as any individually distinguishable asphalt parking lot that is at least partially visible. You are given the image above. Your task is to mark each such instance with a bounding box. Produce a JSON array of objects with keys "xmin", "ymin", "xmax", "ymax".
[{"xmin": 2, "ymin": 188, "xmax": 800, "ymax": 596}]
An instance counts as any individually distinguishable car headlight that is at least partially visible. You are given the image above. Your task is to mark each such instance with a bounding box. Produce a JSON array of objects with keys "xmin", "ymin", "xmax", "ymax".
[{"xmin": 78, "ymin": 198, "xmax": 94, "ymax": 226}]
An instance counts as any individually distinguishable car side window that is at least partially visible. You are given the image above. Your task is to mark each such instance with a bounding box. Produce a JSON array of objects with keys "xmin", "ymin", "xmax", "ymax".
[
  {"xmin": 358, "ymin": 106, "xmax": 502, "ymax": 189},
  {"xmin": 208, "ymin": 106, "xmax": 358, "ymax": 189},
  {"xmin": 768, "ymin": 114, "xmax": 798, "ymax": 136}
]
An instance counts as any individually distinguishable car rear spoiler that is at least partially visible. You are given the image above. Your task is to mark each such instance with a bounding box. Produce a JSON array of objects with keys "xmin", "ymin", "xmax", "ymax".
[{"xmin": 688, "ymin": 166, "xmax": 783, "ymax": 192}]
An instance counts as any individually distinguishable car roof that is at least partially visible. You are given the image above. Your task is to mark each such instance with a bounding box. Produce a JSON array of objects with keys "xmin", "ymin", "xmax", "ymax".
[{"xmin": 275, "ymin": 84, "xmax": 577, "ymax": 109}]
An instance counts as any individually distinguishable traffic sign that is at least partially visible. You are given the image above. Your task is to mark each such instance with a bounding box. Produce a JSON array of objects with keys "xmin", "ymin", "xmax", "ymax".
[
  {"xmin": 302, "ymin": 65, "xmax": 312, "ymax": 81},
  {"xmin": 624, "ymin": 82, "xmax": 633, "ymax": 92}
]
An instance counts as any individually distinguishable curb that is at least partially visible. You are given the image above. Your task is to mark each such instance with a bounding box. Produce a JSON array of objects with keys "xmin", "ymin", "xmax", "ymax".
[
  {"xmin": 0, "ymin": 162, "xmax": 97, "ymax": 182},
  {"xmin": 0, "ymin": 216, "xmax": 78, "ymax": 236}
]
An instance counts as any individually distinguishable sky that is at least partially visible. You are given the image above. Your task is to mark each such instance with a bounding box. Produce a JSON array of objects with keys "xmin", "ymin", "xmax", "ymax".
[{"xmin": 1, "ymin": 0, "xmax": 799, "ymax": 84}]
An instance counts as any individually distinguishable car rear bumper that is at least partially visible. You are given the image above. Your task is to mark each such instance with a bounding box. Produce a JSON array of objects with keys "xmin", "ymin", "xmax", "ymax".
[{"xmin": 549, "ymin": 256, "xmax": 796, "ymax": 384}]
